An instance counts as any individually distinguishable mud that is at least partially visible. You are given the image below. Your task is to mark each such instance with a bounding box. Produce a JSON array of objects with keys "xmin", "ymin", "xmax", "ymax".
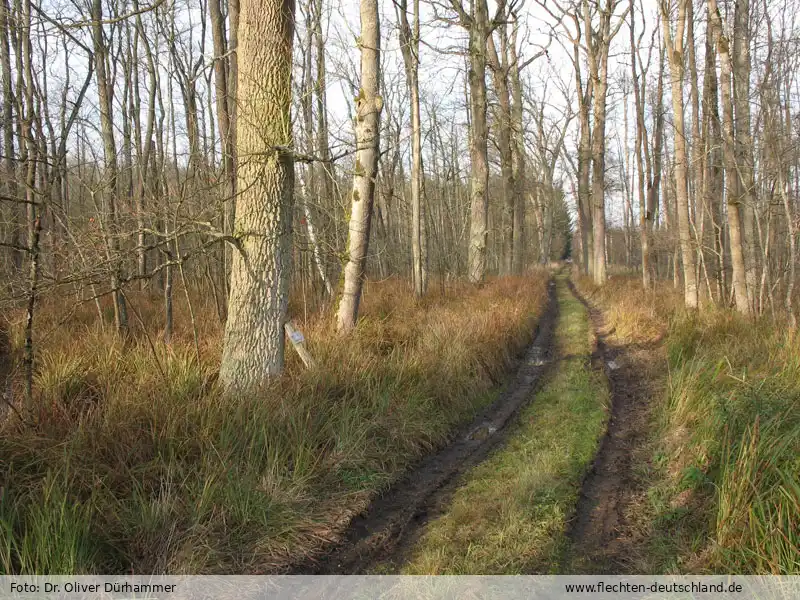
[
  {"xmin": 291, "ymin": 278, "xmax": 560, "ymax": 575},
  {"xmin": 565, "ymin": 279, "xmax": 660, "ymax": 574}
]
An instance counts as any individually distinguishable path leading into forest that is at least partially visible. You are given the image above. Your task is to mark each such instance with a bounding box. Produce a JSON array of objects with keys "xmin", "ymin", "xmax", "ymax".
[
  {"xmin": 564, "ymin": 279, "xmax": 656, "ymax": 573},
  {"xmin": 291, "ymin": 278, "xmax": 560, "ymax": 574},
  {"xmin": 293, "ymin": 271, "xmax": 654, "ymax": 575}
]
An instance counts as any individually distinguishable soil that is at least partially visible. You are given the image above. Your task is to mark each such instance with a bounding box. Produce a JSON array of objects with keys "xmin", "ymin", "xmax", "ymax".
[
  {"xmin": 290, "ymin": 279, "xmax": 561, "ymax": 575},
  {"xmin": 289, "ymin": 275, "xmax": 663, "ymax": 575},
  {"xmin": 564, "ymin": 279, "xmax": 662, "ymax": 574}
]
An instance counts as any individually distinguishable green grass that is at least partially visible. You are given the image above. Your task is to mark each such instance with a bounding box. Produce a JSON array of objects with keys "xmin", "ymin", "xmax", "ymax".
[
  {"xmin": 0, "ymin": 275, "xmax": 550, "ymax": 574},
  {"xmin": 400, "ymin": 274, "xmax": 609, "ymax": 574},
  {"xmin": 647, "ymin": 313, "xmax": 800, "ymax": 574},
  {"xmin": 574, "ymin": 274, "xmax": 800, "ymax": 574}
]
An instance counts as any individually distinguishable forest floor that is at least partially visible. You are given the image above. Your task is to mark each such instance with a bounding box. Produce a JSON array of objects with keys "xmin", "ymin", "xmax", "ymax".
[
  {"xmin": 563, "ymin": 278, "xmax": 664, "ymax": 574},
  {"xmin": 3, "ymin": 268, "xmax": 796, "ymax": 574},
  {"xmin": 297, "ymin": 270, "xmax": 663, "ymax": 574},
  {"xmin": 291, "ymin": 278, "xmax": 561, "ymax": 574}
]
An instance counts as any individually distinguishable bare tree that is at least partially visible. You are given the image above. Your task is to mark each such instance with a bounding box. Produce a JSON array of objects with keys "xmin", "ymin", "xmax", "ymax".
[
  {"xmin": 707, "ymin": 0, "xmax": 750, "ymax": 314},
  {"xmin": 335, "ymin": 0, "xmax": 382, "ymax": 333},
  {"xmin": 396, "ymin": 0, "xmax": 427, "ymax": 295},
  {"xmin": 448, "ymin": 0, "xmax": 506, "ymax": 283},
  {"xmin": 90, "ymin": 0, "xmax": 128, "ymax": 332},
  {"xmin": 660, "ymin": 0, "xmax": 698, "ymax": 307},
  {"xmin": 584, "ymin": 0, "xmax": 629, "ymax": 285}
]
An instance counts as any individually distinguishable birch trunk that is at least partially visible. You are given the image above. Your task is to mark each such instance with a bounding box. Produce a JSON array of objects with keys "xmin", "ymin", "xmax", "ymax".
[{"xmin": 335, "ymin": 0, "xmax": 382, "ymax": 333}]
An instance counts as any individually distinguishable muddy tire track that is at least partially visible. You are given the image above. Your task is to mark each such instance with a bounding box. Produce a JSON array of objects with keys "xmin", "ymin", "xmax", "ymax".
[
  {"xmin": 565, "ymin": 278, "xmax": 659, "ymax": 573},
  {"xmin": 291, "ymin": 278, "xmax": 560, "ymax": 575}
]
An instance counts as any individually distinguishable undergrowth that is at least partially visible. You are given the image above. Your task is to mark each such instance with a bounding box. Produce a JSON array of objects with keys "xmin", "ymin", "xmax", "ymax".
[
  {"xmin": 0, "ymin": 273, "xmax": 549, "ymax": 574},
  {"xmin": 575, "ymin": 273, "xmax": 799, "ymax": 575}
]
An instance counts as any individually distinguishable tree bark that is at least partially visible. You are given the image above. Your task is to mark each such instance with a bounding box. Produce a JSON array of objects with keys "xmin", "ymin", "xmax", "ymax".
[
  {"xmin": 488, "ymin": 24, "xmax": 514, "ymax": 275},
  {"xmin": 465, "ymin": 0, "xmax": 490, "ymax": 284},
  {"xmin": 335, "ymin": 0, "xmax": 382, "ymax": 333},
  {"xmin": 219, "ymin": 0, "xmax": 296, "ymax": 390},
  {"xmin": 584, "ymin": 0, "xmax": 627, "ymax": 284},
  {"xmin": 90, "ymin": 0, "xmax": 128, "ymax": 332},
  {"xmin": 509, "ymin": 19, "xmax": 526, "ymax": 274},
  {"xmin": 397, "ymin": 0, "xmax": 427, "ymax": 295},
  {"xmin": 707, "ymin": 0, "xmax": 750, "ymax": 314},
  {"xmin": 661, "ymin": 0, "xmax": 698, "ymax": 307},
  {"xmin": 733, "ymin": 0, "xmax": 758, "ymax": 312}
]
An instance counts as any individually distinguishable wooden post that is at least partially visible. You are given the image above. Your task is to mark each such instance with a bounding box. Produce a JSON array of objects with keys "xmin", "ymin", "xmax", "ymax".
[{"xmin": 284, "ymin": 321, "xmax": 317, "ymax": 369}]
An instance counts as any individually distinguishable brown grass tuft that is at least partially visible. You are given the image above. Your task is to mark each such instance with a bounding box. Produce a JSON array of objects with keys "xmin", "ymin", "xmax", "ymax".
[{"xmin": 0, "ymin": 271, "xmax": 550, "ymax": 574}]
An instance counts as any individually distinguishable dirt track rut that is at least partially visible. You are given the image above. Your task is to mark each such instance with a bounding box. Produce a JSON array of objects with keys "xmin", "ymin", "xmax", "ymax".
[
  {"xmin": 565, "ymin": 279, "xmax": 656, "ymax": 573},
  {"xmin": 292, "ymin": 278, "xmax": 560, "ymax": 574}
]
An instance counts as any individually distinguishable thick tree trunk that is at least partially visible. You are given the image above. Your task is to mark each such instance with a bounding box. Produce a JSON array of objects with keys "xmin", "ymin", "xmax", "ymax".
[
  {"xmin": 466, "ymin": 4, "xmax": 490, "ymax": 284},
  {"xmin": 733, "ymin": 0, "xmax": 758, "ymax": 312},
  {"xmin": 219, "ymin": 0, "xmax": 296, "ymax": 390}
]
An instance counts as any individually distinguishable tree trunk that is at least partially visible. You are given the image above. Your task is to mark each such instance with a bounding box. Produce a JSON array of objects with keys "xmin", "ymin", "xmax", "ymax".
[
  {"xmin": 488, "ymin": 24, "xmax": 514, "ymax": 275},
  {"xmin": 219, "ymin": 0, "xmax": 296, "ymax": 390},
  {"xmin": 707, "ymin": 0, "xmax": 750, "ymax": 314},
  {"xmin": 590, "ymin": 71, "xmax": 608, "ymax": 285},
  {"xmin": 509, "ymin": 20, "xmax": 525, "ymax": 274},
  {"xmin": 0, "ymin": 0, "xmax": 21, "ymax": 277},
  {"xmin": 397, "ymin": 0, "xmax": 427, "ymax": 295},
  {"xmin": 335, "ymin": 0, "xmax": 382, "ymax": 333},
  {"xmin": 630, "ymin": 0, "xmax": 651, "ymax": 288},
  {"xmin": 466, "ymin": 2, "xmax": 490, "ymax": 284},
  {"xmin": 661, "ymin": 0, "xmax": 698, "ymax": 308},
  {"xmin": 91, "ymin": 0, "xmax": 128, "ymax": 333},
  {"xmin": 575, "ymin": 42, "xmax": 593, "ymax": 276},
  {"xmin": 584, "ymin": 0, "xmax": 626, "ymax": 285},
  {"xmin": 733, "ymin": 0, "xmax": 758, "ymax": 312}
]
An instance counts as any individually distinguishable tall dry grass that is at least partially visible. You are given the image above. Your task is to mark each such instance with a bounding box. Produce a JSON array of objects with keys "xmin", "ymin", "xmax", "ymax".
[
  {"xmin": 574, "ymin": 273, "xmax": 799, "ymax": 574},
  {"xmin": 0, "ymin": 272, "xmax": 549, "ymax": 574}
]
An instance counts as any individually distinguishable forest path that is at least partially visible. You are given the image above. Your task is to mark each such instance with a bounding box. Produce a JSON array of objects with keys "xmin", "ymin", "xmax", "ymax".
[
  {"xmin": 387, "ymin": 272, "xmax": 610, "ymax": 574},
  {"xmin": 563, "ymin": 278, "xmax": 660, "ymax": 574},
  {"xmin": 292, "ymin": 272, "xmax": 658, "ymax": 575},
  {"xmin": 290, "ymin": 275, "xmax": 561, "ymax": 574}
]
